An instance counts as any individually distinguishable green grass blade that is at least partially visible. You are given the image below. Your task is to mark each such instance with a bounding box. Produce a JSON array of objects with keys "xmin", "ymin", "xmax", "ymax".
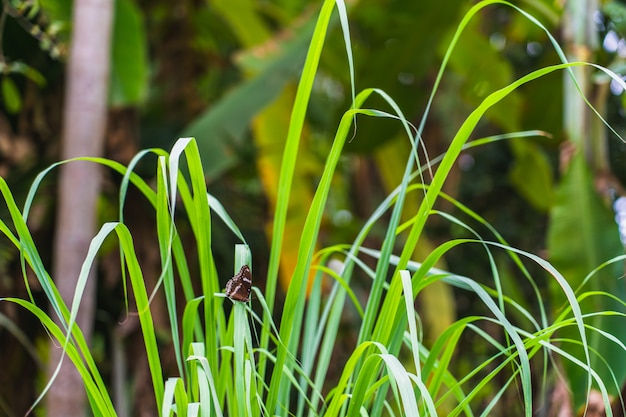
[
  {"xmin": 115, "ymin": 222, "xmax": 165, "ymax": 412},
  {"xmin": 2, "ymin": 297, "xmax": 115, "ymax": 415}
]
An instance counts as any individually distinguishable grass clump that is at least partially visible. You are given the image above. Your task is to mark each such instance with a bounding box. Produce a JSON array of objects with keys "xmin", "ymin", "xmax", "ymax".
[{"xmin": 2, "ymin": 0, "xmax": 626, "ymax": 416}]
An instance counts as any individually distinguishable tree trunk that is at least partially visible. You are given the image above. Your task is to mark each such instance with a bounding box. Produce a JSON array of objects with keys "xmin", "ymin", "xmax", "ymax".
[{"xmin": 46, "ymin": 0, "xmax": 114, "ymax": 415}]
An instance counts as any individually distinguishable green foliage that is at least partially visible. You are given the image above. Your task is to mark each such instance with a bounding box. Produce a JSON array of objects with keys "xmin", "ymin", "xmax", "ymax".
[
  {"xmin": 1, "ymin": 0, "xmax": 626, "ymax": 416},
  {"xmin": 179, "ymin": 10, "xmax": 318, "ymax": 179},
  {"xmin": 508, "ymin": 140, "xmax": 554, "ymax": 211},
  {"xmin": 1, "ymin": 76, "xmax": 22, "ymax": 113},
  {"xmin": 604, "ymin": 1, "xmax": 626, "ymax": 35},
  {"xmin": 548, "ymin": 153, "xmax": 626, "ymax": 403},
  {"xmin": 109, "ymin": 0, "xmax": 148, "ymax": 106}
]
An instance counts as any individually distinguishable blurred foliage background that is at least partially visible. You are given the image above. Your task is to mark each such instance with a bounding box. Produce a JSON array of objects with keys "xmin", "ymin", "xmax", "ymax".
[{"xmin": 1, "ymin": 0, "xmax": 626, "ymax": 415}]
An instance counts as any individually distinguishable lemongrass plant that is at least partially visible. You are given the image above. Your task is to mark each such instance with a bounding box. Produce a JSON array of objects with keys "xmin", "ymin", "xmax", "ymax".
[{"xmin": 2, "ymin": 0, "xmax": 626, "ymax": 416}]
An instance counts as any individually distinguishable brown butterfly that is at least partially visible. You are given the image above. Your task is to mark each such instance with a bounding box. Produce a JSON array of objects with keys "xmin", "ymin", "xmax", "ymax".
[{"xmin": 225, "ymin": 265, "xmax": 252, "ymax": 302}]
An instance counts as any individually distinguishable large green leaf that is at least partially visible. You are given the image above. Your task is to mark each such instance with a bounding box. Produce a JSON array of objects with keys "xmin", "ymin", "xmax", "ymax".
[
  {"xmin": 179, "ymin": 15, "xmax": 318, "ymax": 179},
  {"xmin": 547, "ymin": 153, "xmax": 626, "ymax": 404},
  {"xmin": 109, "ymin": 0, "xmax": 148, "ymax": 106}
]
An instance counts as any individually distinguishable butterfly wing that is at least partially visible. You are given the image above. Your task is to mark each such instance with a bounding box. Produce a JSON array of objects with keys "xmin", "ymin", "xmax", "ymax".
[{"xmin": 225, "ymin": 265, "xmax": 252, "ymax": 302}]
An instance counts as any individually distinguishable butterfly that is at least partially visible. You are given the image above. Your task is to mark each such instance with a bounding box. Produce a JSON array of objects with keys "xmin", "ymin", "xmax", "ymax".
[{"xmin": 225, "ymin": 265, "xmax": 252, "ymax": 302}]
